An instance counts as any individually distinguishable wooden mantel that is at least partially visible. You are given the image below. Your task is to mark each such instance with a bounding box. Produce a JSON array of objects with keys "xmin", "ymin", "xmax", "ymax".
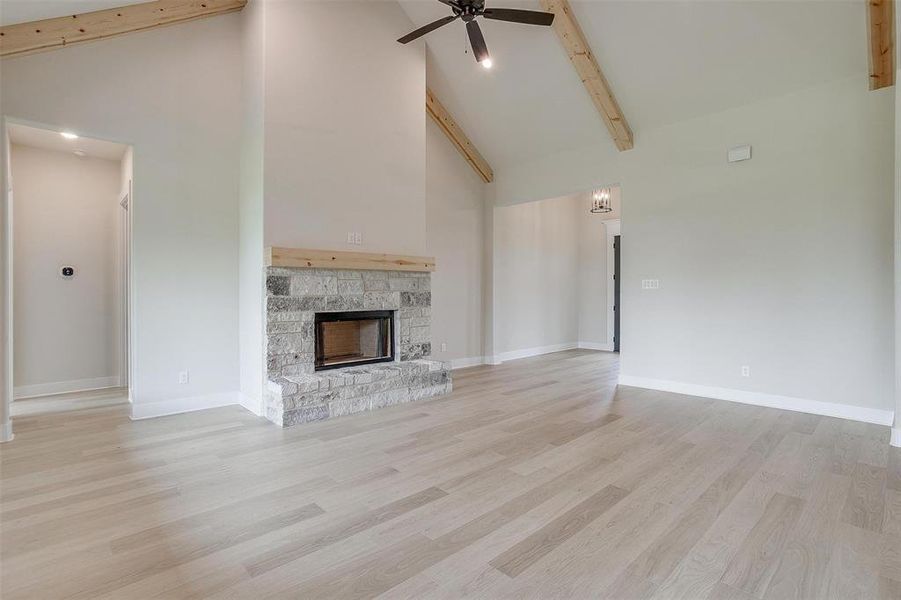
[{"xmin": 265, "ymin": 247, "xmax": 436, "ymax": 272}]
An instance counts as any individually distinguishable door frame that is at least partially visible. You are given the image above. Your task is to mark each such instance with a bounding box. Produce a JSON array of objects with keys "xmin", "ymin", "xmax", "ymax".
[
  {"xmin": 605, "ymin": 219, "xmax": 621, "ymax": 352},
  {"xmin": 119, "ymin": 187, "xmax": 131, "ymax": 389},
  {"xmin": 2, "ymin": 121, "xmax": 13, "ymax": 441}
]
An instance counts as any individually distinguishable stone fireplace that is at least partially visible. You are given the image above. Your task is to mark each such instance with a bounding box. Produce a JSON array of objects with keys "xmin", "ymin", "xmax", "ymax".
[{"xmin": 263, "ymin": 250, "xmax": 451, "ymax": 427}]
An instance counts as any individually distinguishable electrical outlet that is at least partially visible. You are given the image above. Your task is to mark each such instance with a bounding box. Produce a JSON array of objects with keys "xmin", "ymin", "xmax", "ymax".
[
  {"xmin": 741, "ymin": 366, "xmax": 750, "ymax": 378},
  {"xmin": 441, "ymin": 342, "xmax": 447, "ymax": 352},
  {"xmin": 179, "ymin": 370, "xmax": 190, "ymax": 385}
]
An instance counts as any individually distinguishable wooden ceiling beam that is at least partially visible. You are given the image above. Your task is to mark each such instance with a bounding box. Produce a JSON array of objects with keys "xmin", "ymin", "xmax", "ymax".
[
  {"xmin": 426, "ymin": 87, "xmax": 494, "ymax": 183},
  {"xmin": 0, "ymin": 0, "xmax": 246, "ymax": 59},
  {"xmin": 868, "ymin": 0, "xmax": 895, "ymax": 90},
  {"xmin": 539, "ymin": 0, "xmax": 633, "ymax": 151}
]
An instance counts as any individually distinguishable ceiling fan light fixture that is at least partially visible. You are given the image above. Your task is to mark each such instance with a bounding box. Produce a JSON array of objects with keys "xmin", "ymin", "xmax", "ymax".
[{"xmin": 396, "ymin": 0, "xmax": 555, "ymax": 66}]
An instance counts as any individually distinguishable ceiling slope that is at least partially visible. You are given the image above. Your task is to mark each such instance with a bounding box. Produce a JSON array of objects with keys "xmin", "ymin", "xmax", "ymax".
[{"xmin": 398, "ymin": 0, "xmax": 869, "ymax": 172}]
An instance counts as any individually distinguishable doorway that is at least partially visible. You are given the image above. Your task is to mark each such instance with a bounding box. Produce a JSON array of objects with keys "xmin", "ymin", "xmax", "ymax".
[
  {"xmin": 605, "ymin": 218, "xmax": 621, "ymax": 353},
  {"xmin": 614, "ymin": 234, "xmax": 621, "ymax": 352},
  {"xmin": 5, "ymin": 122, "xmax": 132, "ymax": 417}
]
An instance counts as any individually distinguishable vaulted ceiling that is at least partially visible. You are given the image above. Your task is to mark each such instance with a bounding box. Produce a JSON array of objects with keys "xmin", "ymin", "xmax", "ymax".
[
  {"xmin": 2, "ymin": 0, "xmax": 875, "ymax": 175},
  {"xmin": 398, "ymin": 0, "xmax": 869, "ymax": 171}
]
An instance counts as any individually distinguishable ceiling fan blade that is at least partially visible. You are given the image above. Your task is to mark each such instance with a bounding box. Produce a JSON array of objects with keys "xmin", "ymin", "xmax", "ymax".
[
  {"xmin": 436, "ymin": 0, "xmax": 462, "ymax": 7},
  {"xmin": 397, "ymin": 14, "xmax": 458, "ymax": 44},
  {"xmin": 481, "ymin": 8, "xmax": 555, "ymax": 26},
  {"xmin": 466, "ymin": 20, "xmax": 490, "ymax": 63}
]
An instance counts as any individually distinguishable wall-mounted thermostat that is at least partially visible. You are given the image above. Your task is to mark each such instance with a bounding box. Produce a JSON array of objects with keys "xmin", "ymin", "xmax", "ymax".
[
  {"xmin": 60, "ymin": 266, "xmax": 75, "ymax": 279},
  {"xmin": 727, "ymin": 145, "xmax": 752, "ymax": 163}
]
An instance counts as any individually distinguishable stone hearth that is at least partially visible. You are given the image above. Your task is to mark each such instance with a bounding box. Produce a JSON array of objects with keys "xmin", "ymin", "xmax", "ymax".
[
  {"xmin": 264, "ymin": 265, "xmax": 451, "ymax": 426},
  {"xmin": 266, "ymin": 360, "xmax": 450, "ymax": 427}
]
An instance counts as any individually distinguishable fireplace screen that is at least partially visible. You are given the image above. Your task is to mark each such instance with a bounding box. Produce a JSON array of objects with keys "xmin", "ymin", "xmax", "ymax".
[{"xmin": 314, "ymin": 310, "xmax": 394, "ymax": 371}]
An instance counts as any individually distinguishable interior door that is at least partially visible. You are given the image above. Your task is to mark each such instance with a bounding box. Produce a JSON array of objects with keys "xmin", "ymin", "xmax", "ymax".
[{"xmin": 614, "ymin": 234, "xmax": 620, "ymax": 352}]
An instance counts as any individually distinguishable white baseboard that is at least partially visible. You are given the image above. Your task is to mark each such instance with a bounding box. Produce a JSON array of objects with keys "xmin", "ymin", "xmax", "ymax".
[
  {"xmin": 239, "ymin": 392, "xmax": 264, "ymax": 417},
  {"xmin": 618, "ymin": 375, "xmax": 894, "ymax": 426},
  {"xmin": 892, "ymin": 427, "xmax": 901, "ymax": 448},
  {"xmin": 578, "ymin": 341, "xmax": 614, "ymax": 352},
  {"xmin": 14, "ymin": 376, "xmax": 122, "ymax": 400},
  {"xmin": 0, "ymin": 421, "xmax": 13, "ymax": 443},
  {"xmin": 497, "ymin": 342, "xmax": 578, "ymax": 363},
  {"xmin": 450, "ymin": 344, "xmax": 610, "ymax": 369},
  {"xmin": 130, "ymin": 391, "xmax": 245, "ymax": 420},
  {"xmin": 450, "ymin": 356, "xmax": 487, "ymax": 370}
]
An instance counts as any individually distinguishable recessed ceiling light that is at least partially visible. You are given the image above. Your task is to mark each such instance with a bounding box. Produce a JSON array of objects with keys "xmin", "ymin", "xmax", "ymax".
[
  {"xmin": 60, "ymin": 131, "xmax": 79, "ymax": 140},
  {"xmin": 73, "ymin": 149, "xmax": 86, "ymax": 157},
  {"xmin": 480, "ymin": 58, "xmax": 493, "ymax": 70}
]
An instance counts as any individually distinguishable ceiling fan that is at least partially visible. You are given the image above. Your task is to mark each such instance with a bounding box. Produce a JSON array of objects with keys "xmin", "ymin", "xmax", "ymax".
[{"xmin": 397, "ymin": 0, "xmax": 555, "ymax": 68}]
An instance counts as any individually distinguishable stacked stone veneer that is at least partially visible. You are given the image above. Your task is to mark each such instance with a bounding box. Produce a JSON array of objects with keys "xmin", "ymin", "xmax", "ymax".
[
  {"xmin": 264, "ymin": 266, "xmax": 452, "ymax": 427},
  {"xmin": 265, "ymin": 360, "xmax": 451, "ymax": 427}
]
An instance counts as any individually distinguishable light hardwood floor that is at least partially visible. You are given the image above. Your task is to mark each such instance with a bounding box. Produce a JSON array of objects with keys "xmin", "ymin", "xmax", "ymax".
[
  {"xmin": 11, "ymin": 387, "xmax": 129, "ymax": 417},
  {"xmin": 1, "ymin": 350, "xmax": 900, "ymax": 599}
]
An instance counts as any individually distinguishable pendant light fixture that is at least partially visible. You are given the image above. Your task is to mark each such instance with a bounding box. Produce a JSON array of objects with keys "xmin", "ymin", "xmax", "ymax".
[{"xmin": 590, "ymin": 188, "xmax": 613, "ymax": 214}]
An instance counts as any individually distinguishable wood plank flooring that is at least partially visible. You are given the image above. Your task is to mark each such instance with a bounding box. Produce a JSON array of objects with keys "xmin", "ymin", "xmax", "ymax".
[{"xmin": 1, "ymin": 350, "xmax": 900, "ymax": 599}]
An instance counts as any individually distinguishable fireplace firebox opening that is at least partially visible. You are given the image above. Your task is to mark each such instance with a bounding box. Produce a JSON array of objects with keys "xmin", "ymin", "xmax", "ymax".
[{"xmin": 314, "ymin": 310, "xmax": 394, "ymax": 371}]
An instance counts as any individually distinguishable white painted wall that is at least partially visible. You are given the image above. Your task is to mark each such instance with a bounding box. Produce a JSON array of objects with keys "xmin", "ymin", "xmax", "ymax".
[
  {"xmin": 1, "ymin": 15, "xmax": 244, "ymax": 417},
  {"xmin": 238, "ymin": 0, "xmax": 266, "ymax": 415},
  {"xmin": 493, "ymin": 194, "xmax": 581, "ymax": 357},
  {"xmin": 491, "ymin": 190, "xmax": 612, "ymax": 359},
  {"xmin": 482, "ymin": 183, "xmax": 497, "ymax": 363},
  {"xmin": 494, "ymin": 74, "xmax": 895, "ymax": 416},
  {"xmin": 11, "ymin": 144, "xmax": 122, "ymax": 396},
  {"xmin": 426, "ymin": 119, "xmax": 485, "ymax": 367},
  {"xmin": 262, "ymin": 0, "xmax": 426, "ymax": 256},
  {"xmin": 577, "ymin": 193, "xmax": 610, "ymax": 348}
]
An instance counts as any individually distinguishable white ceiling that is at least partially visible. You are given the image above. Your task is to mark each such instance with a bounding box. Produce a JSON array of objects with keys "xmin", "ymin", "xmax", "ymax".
[
  {"xmin": 399, "ymin": 0, "xmax": 868, "ymax": 171},
  {"xmin": 0, "ymin": 0, "xmax": 152, "ymax": 26},
  {"xmin": 8, "ymin": 123, "xmax": 128, "ymax": 160},
  {"xmin": 2, "ymin": 0, "xmax": 870, "ymax": 172}
]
